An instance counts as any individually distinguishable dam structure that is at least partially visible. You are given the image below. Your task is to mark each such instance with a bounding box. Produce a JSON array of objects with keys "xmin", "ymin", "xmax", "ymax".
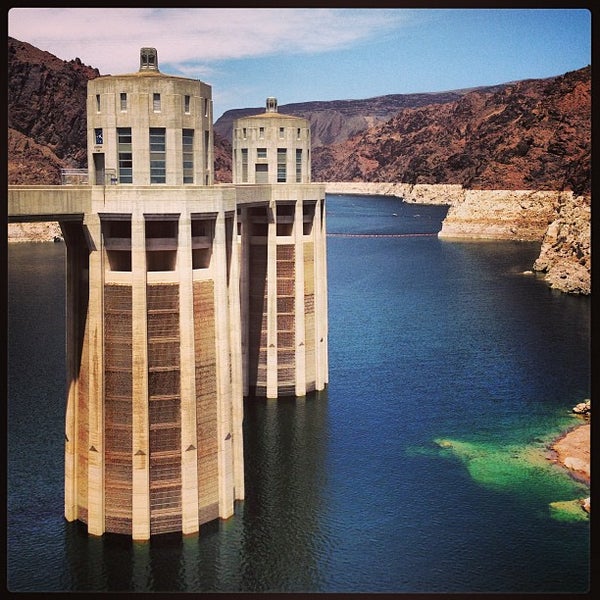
[{"xmin": 8, "ymin": 48, "xmax": 328, "ymax": 540}]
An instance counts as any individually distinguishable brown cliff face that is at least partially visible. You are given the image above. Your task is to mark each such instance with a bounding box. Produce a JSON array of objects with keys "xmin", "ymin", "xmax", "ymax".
[
  {"xmin": 312, "ymin": 67, "xmax": 591, "ymax": 197},
  {"xmin": 8, "ymin": 127, "xmax": 65, "ymax": 185},
  {"xmin": 213, "ymin": 133, "xmax": 232, "ymax": 184},
  {"xmin": 213, "ymin": 89, "xmax": 494, "ymax": 149},
  {"xmin": 8, "ymin": 37, "xmax": 100, "ymax": 182}
]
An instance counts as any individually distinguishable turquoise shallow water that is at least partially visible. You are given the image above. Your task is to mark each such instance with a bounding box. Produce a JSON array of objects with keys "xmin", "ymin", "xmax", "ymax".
[{"xmin": 7, "ymin": 195, "xmax": 591, "ymax": 592}]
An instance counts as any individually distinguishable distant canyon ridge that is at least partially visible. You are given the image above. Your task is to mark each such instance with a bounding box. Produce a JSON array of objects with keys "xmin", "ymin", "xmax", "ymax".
[{"xmin": 7, "ymin": 37, "xmax": 591, "ymax": 294}]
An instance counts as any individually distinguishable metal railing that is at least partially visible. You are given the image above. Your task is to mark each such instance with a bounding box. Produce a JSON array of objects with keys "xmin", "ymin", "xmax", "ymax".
[
  {"xmin": 61, "ymin": 168, "xmax": 119, "ymax": 185},
  {"xmin": 61, "ymin": 169, "xmax": 88, "ymax": 185}
]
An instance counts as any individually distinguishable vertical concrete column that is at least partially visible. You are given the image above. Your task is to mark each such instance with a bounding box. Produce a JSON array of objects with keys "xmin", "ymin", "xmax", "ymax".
[
  {"xmin": 212, "ymin": 211, "xmax": 235, "ymax": 518},
  {"xmin": 322, "ymin": 198, "xmax": 329, "ymax": 386},
  {"xmin": 294, "ymin": 199, "xmax": 307, "ymax": 397},
  {"xmin": 62, "ymin": 222, "xmax": 84, "ymax": 523},
  {"xmin": 166, "ymin": 129, "xmax": 182, "ymax": 186},
  {"xmin": 131, "ymin": 210, "xmax": 150, "ymax": 540},
  {"xmin": 177, "ymin": 210, "xmax": 200, "ymax": 534},
  {"xmin": 227, "ymin": 211, "xmax": 245, "ymax": 499},
  {"xmin": 85, "ymin": 213, "xmax": 105, "ymax": 536},
  {"xmin": 314, "ymin": 197, "xmax": 329, "ymax": 390},
  {"xmin": 239, "ymin": 207, "xmax": 250, "ymax": 396},
  {"xmin": 266, "ymin": 199, "xmax": 278, "ymax": 398}
]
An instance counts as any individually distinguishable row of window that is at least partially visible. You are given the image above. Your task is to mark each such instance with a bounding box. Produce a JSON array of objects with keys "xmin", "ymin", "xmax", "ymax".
[
  {"xmin": 95, "ymin": 93, "xmax": 209, "ymax": 117},
  {"xmin": 103, "ymin": 217, "xmax": 215, "ymax": 272},
  {"xmin": 94, "ymin": 127, "xmax": 200, "ymax": 184},
  {"xmin": 239, "ymin": 148, "xmax": 303, "ymax": 183},
  {"xmin": 103, "ymin": 204, "xmax": 320, "ymax": 271},
  {"xmin": 238, "ymin": 126, "xmax": 305, "ymax": 140}
]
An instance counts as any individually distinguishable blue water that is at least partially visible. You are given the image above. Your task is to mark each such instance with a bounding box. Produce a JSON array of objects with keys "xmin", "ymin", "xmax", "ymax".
[{"xmin": 7, "ymin": 195, "xmax": 591, "ymax": 593}]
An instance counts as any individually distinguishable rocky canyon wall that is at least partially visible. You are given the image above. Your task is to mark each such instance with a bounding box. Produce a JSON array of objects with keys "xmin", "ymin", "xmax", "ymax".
[{"xmin": 532, "ymin": 193, "xmax": 590, "ymax": 295}]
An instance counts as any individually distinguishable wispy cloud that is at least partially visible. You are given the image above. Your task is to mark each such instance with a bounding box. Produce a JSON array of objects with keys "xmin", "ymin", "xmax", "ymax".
[{"xmin": 8, "ymin": 7, "xmax": 410, "ymax": 76}]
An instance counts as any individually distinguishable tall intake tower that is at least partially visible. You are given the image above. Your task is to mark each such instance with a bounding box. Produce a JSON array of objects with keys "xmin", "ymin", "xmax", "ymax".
[
  {"xmin": 233, "ymin": 97, "xmax": 328, "ymax": 398},
  {"xmin": 58, "ymin": 48, "xmax": 327, "ymax": 540}
]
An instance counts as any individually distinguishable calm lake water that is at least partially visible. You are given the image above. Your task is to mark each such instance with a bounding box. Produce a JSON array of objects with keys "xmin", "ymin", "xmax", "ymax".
[{"xmin": 7, "ymin": 194, "xmax": 590, "ymax": 593}]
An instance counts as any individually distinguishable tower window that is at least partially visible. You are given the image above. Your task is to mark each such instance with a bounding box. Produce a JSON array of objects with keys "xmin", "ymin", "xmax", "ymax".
[
  {"xmin": 184, "ymin": 95, "xmax": 190, "ymax": 113},
  {"xmin": 259, "ymin": 127, "xmax": 264, "ymax": 139},
  {"xmin": 145, "ymin": 218, "xmax": 178, "ymax": 271},
  {"xmin": 279, "ymin": 127, "xmax": 285, "ymax": 138},
  {"xmin": 241, "ymin": 148, "xmax": 248, "ymax": 183},
  {"xmin": 182, "ymin": 129, "xmax": 194, "ymax": 184},
  {"xmin": 277, "ymin": 148, "xmax": 287, "ymax": 183},
  {"xmin": 95, "ymin": 128, "xmax": 103, "ymax": 145},
  {"xmin": 297, "ymin": 128, "xmax": 301, "ymax": 140},
  {"xmin": 120, "ymin": 92, "xmax": 127, "ymax": 111},
  {"xmin": 117, "ymin": 127, "xmax": 133, "ymax": 184},
  {"xmin": 296, "ymin": 149, "xmax": 302, "ymax": 183},
  {"xmin": 102, "ymin": 218, "xmax": 132, "ymax": 271},
  {"xmin": 255, "ymin": 163, "xmax": 268, "ymax": 184},
  {"xmin": 96, "ymin": 94, "xmax": 101, "ymax": 112},
  {"xmin": 242, "ymin": 128, "xmax": 247, "ymax": 139},
  {"xmin": 204, "ymin": 130, "xmax": 210, "ymax": 171},
  {"xmin": 149, "ymin": 128, "xmax": 166, "ymax": 183},
  {"xmin": 191, "ymin": 217, "xmax": 214, "ymax": 269},
  {"xmin": 303, "ymin": 202, "xmax": 315, "ymax": 235},
  {"xmin": 257, "ymin": 148, "xmax": 267, "ymax": 160},
  {"xmin": 204, "ymin": 98, "xmax": 209, "ymax": 118},
  {"xmin": 153, "ymin": 93, "xmax": 161, "ymax": 112}
]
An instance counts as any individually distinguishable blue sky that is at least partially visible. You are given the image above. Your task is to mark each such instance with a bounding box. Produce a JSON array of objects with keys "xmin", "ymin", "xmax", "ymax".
[{"xmin": 8, "ymin": 7, "xmax": 592, "ymax": 119}]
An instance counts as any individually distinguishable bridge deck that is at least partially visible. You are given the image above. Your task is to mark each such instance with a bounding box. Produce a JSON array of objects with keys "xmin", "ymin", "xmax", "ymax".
[
  {"xmin": 8, "ymin": 186, "xmax": 91, "ymax": 223},
  {"xmin": 8, "ymin": 183, "xmax": 326, "ymax": 223}
]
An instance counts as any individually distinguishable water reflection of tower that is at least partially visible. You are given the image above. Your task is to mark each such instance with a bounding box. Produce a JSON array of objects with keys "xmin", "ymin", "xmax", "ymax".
[{"xmin": 240, "ymin": 392, "xmax": 330, "ymax": 591}]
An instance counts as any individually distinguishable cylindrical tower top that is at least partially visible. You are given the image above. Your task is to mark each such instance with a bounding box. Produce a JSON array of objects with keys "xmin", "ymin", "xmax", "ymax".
[
  {"xmin": 87, "ymin": 47, "xmax": 214, "ymax": 185},
  {"xmin": 232, "ymin": 99, "xmax": 312, "ymax": 184},
  {"xmin": 266, "ymin": 97, "xmax": 278, "ymax": 113},
  {"xmin": 140, "ymin": 47, "xmax": 159, "ymax": 72}
]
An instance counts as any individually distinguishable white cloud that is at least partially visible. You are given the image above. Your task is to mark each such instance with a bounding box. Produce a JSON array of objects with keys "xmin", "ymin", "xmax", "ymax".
[{"xmin": 8, "ymin": 7, "xmax": 409, "ymax": 75}]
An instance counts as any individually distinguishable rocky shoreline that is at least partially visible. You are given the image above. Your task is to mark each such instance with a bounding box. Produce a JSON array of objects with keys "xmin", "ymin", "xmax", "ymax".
[{"xmin": 549, "ymin": 400, "xmax": 590, "ymax": 514}]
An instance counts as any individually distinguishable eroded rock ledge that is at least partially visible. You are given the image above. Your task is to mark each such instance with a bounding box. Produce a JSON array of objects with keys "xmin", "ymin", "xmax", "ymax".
[
  {"xmin": 438, "ymin": 189, "xmax": 560, "ymax": 241},
  {"xmin": 325, "ymin": 181, "xmax": 464, "ymax": 205}
]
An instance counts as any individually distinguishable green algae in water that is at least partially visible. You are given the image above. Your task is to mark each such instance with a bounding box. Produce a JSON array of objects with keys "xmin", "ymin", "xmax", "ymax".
[
  {"xmin": 549, "ymin": 500, "xmax": 589, "ymax": 522},
  {"xmin": 433, "ymin": 437, "xmax": 589, "ymax": 522}
]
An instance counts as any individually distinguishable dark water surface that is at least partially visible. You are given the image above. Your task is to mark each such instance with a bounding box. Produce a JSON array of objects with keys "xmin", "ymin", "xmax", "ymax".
[{"xmin": 7, "ymin": 195, "xmax": 590, "ymax": 593}]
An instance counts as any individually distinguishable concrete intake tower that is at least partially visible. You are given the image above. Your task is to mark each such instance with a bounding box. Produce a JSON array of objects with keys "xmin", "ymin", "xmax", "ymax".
[{"xmin": 8, "ymin": 48, "xmax": 328, "ymax": 540}]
